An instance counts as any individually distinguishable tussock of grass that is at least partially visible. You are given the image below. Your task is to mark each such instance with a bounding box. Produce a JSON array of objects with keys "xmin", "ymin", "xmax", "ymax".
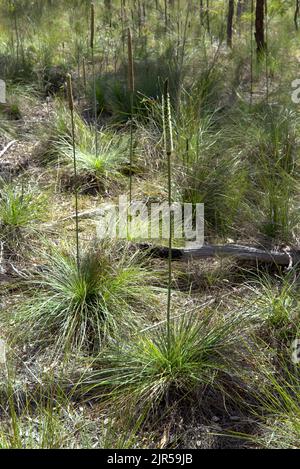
[
  {"xmin": 84, "ymin": 310, "xmax": 248, "ymax": 414},
  {"xmin": 12, "ymin": 242, "xmax": 161, "ymax": 353},
  {"xmin": 0, "ymin": 368, "xmax": 95, "ymax": 449},
  {"xmin": 245, "ymin": 272, "xmax": 300, "ymax": 337},
  {"xmin": 38, "ymin": 100, "xmax": 129, "ymax": 188},
  {"xmin": 57, "ymin": 132, "xmax": 128, "ymax": 184},
  {"xmin": 37, "ymin": 100, "xmax": 90, "ymax": 164},
  {"xmin": 246, "ymin": 360, "xmax": 300, "ymax": 449},
  {"xmin": 0, "ymin": 111, "xmax": 16, "ymax": 138},
  {"xmin": 0, "ymin": 179, "xmax": 46, "ymax": 249},
  {"xmin": 1, "ymin": 0, "xmax": 300, "ymax": 450}
]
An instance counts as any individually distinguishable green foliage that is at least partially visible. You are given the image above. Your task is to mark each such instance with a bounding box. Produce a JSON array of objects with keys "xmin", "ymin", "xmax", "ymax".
[
  {"xmin": 1, "ymin": 0, "xmax": 300, "ymax": 450},
  {"xmin": 57, "ymin": 130, "xmax": 129, "ymax": 184},
  {"xmin": 251, "ymin": 361, "xmax": 300, "ymax": 449},
  {"xmin": 0, "ymin": 179, "xmax": 46, "ymax": 247},
  {"xmin": 246, "ymin": 272, "xmax": 300, "ymax": 336},
  {"xmin": 13, "ymin": 242, "xmax": 160, "ymax": 353},
  {"xmin": 85, "ymin": 310, "xmax": 247, "ymax": 413},
  {"xmin": 0, "ymin": 111, "xmax": 15, "ymax": 138}
]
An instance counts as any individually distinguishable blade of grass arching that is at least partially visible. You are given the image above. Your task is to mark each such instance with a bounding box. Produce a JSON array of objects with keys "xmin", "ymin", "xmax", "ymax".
[{"xmin": 66, "ymin": 74, "xmax": 80, "ymax": 272}]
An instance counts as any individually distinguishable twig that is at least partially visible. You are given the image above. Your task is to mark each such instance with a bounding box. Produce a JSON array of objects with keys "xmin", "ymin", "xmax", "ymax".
[{"xmin": 0, "ymin": 140, "xmax": 17, "ymax": 158}]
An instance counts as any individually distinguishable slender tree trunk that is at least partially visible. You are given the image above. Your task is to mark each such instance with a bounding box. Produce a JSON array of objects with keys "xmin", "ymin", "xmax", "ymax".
[
  {"xmin": 236, "ymin": 0, "xmax": 243, "ymax": 36},
  {"xmin": 206, "ymin": 0, "xmax": 210, "ymax": 35},
  {"xmin": 13, "ymin": 8, "xmax": 20, "ymax": 64},
  {"xmin": 295, "ymin": 0, "xmax": 299, "ymax": 30},
  {"xmin": 227, "ymin": 0, "xmax": 235, "ymax": 47},
  {"xmin": 164, "ymin": 0, "xmax": 168, "ymax": 32},
  {"xmin": 255, "ymin": 0, "xmax": 266, "ymax": 57},
  {"xmin": 237, "ymin": 0, "xmax": 243, "ymax": 18},
  {"xmin": 200, "ymin": 0, "xmax": 204, "ymax": 26},
  {"xmin": 104, "ymin": 0, "xmax": 112, "ymax": 26}
]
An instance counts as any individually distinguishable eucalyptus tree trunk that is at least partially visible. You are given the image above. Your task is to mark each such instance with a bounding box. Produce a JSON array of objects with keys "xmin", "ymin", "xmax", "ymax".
[
  {"xmin": 206, "ymin": 0, "xmax": 210, "ymax": 34},
  {"xmin": 236, "ymin": 0, "xmax": 243, "ymax": 35},
  {"xmin": 227, "ymin": 0, "xmax": 235, "ymax": 47},
  {"xmin": 199, "ymin": 0, "xmax": 204, "ymax": 26},
  {"xmin": 295, "ymin": 0, "xmax": 299, "ymax": 30},
  {"xmin": 255, "ymin": 0, "xmax": 266, "ymax": 57}
]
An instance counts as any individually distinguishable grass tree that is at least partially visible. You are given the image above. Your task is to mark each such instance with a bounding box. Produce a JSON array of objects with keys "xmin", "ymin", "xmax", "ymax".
[
  {"xmin": 12, "ymin": 242, "xmax": 161, "ymax": 353},
  {"xmin": 83, "ymin": 309, "xmax": 249, "ymax": 416}
]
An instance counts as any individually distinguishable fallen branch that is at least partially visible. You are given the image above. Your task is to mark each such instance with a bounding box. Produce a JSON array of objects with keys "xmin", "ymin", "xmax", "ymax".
[
  {"xmin": 41, "ymin": 208, "xmax": 104, "ymax": 228},
  {"xmin": 137, "ymin": 243, "xmax": 299, "ymax": 267},
  {"xmin": 0, "ymin": 140, "xmax": 17, "ymax": 158},
  {"xmin": 37, "ymin": 206, "xmax": 299, "ymax": 269}
]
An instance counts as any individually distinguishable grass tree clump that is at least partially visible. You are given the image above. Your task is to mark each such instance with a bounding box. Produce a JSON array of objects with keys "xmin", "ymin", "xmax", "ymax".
[
  {"xmin": 57, "ymin": 130, "xmax": 129, "ymax": 190},
  {"xmin": 84, "ymin": 310, "xmax": 248, "ymax": 415},
  {"xmin": 247, "ymin": 106, "xmax": 300, "ymax": 241},
  {"xmin": 0, "ymin": 366, "xmax": 96, "ymax": 449},
  {"xmin": 37, "ymin": 99, "xmax": 89, "ymax": 164},
  {"xmin": 38, "ymin": 99, "xmax": 129, "ymax": 190},
  {"xmin": 247, "ymin": 360, "xmax": 300, "ymax": 449},
  {"xmin": 0, "ymin": 179, "xmax": 46, "ymax": 250},
  {"xmin": 180, "ymin": 131, "xmax": 248, "ymax": 238},
  {"xmin": 0, "ymin": 400, "xmax": 71, "ymax": 449},
  {"xmin": 13, "ymin": 243, "xmax": 161, "ymax": 353},
  {"xmin": 0, "ymin": 111, "xmax": 16, "ymax": 138},
  {"xmin": 179, "ymin": 100, "xmax": 300, "ymax": 240},
  {"xmin": 246, "ymin": 272, "xmax": 300, "ymax": 338}
]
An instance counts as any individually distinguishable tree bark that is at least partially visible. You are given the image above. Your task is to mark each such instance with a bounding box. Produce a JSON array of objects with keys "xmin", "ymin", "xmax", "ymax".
[
  {"xmin": 295, "ymin": 0, "xmax": 299, "ymax": 30},
  {"xmin": 227, "ymin": 0, "xmax": 235, "ymax": 47},
  {"xmin": 206, "ymin": 0, "xmax": 210, "ymax": 34},
  {"xmin": 255, "ymin": 0, "xmax": 266, "ymax": 56},
  {"xmin": 200, "ymin": 0, "xmax": 204, "ymax": 25},
  {"xmin": 236, "ymin": 0, "xmax": 243, "ymax": 36},
  {"xmin": 136, "ymin": 243, "xmax": 297, "ymax": 267}
]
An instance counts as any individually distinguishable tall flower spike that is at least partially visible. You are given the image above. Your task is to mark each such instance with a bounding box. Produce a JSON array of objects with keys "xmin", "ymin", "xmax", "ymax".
[
  {"xmin": 163, "ymin": 78, "xmax": 173, "ymax": 353},
  {"xmin": 127, "ymin": 28, "xmax": 135, "ymax": 93},
  {"xmin": 66, "ymin": 73, "xmax": 80, "ymax": 272},
  {"xmin": 90, "ymin": 2, "xmax": 95, "ymax": 49},
  {"xmin": 66, "ymin": 73, "xmax": 74, "ymax": 111},
  {"xmin": 163, "ymin": 79, "xmax": 173, "ymax": 155}
]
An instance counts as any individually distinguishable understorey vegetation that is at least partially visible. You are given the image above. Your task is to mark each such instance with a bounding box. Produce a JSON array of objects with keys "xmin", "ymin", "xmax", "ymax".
[{"xmin": 0, "ymin": 0, "xmax": 300, "ymax": 449}]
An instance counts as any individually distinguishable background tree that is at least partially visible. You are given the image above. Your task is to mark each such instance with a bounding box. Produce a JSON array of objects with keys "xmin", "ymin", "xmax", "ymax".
[
  {"xmin": 295, "ymin": 0, "xmax": 299, "ymax": 30},
  {"xmin": 255, "ymin": 0, "xmax": 266, "ymax": 56},
  {"xmin": 227, "ymin": 0, "xmax": 235, "ymax": 47}
]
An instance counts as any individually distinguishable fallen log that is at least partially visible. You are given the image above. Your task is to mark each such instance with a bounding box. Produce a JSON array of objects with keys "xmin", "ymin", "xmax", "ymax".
[
  {"xmin": 137, "ymin": 243, "xmax": 299, "ymax": 267},
  {"xmin": 37, "ymin": 206, "xmax": 300, "ymax": 269}
]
